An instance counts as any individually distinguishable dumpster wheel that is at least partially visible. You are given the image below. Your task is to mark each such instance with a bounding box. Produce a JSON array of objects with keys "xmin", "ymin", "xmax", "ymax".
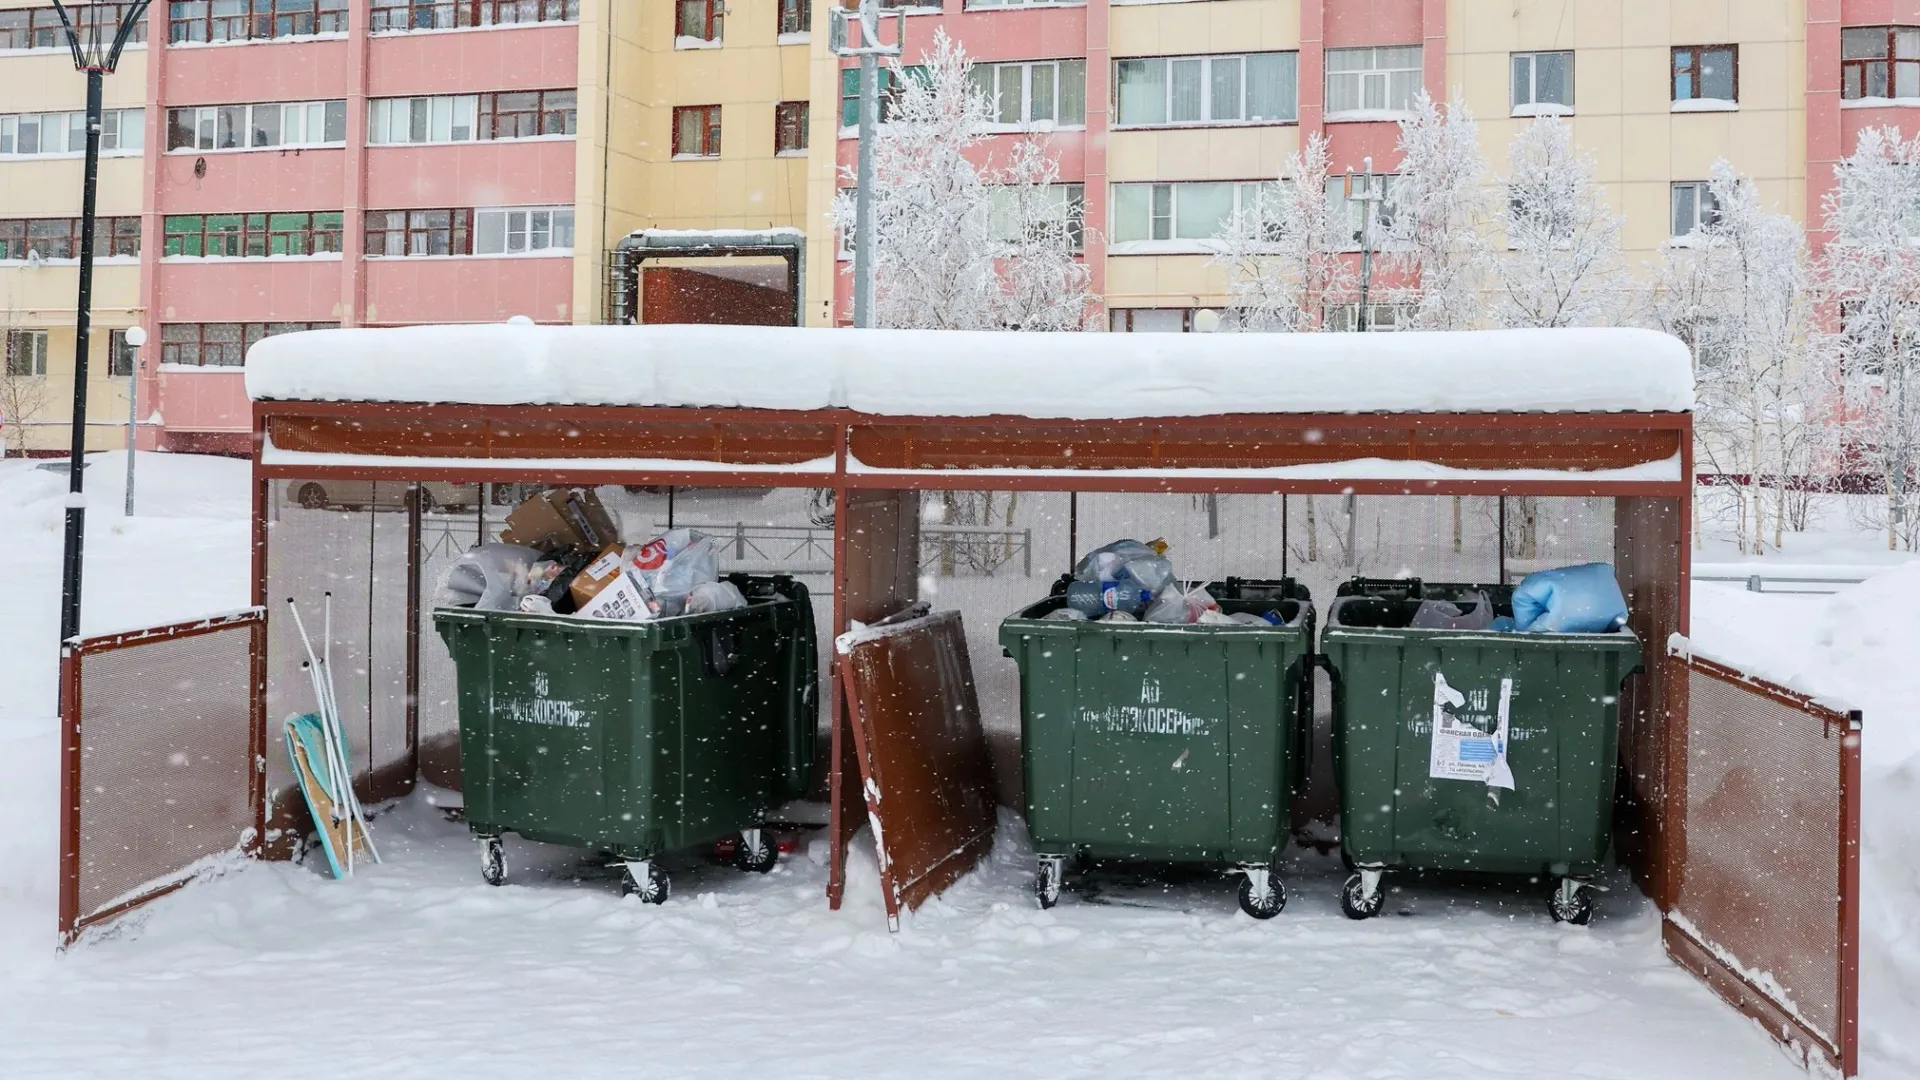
[
  {"xmin": 735, "ymin": 828, "xmax": 778, "ymax": 874},
  {"xmin": 480, "ymin": 836, "xmax": 506, "ymax": 887},
  {"xmin": 621, "ymin": 860, "xmax": 671, "ymax": 905},
  {"xmin": 1237, "ymin": 866, "xmax": 1287, "ymax": 920},
  {"xmin": 1340, "ymin": 870, "xmax": 1386, "ymax": 920},
  {"xmin": 1034, "ymin": 856, "xmax": 1067, "ymax": 910},
  {"xmin": 1547, "ymin": 877, "xmax": 1594, "ymax": 925}
]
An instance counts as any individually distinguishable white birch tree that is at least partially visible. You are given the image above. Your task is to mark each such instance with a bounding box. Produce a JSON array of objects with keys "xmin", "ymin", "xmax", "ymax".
[
  {"xmin": 1494, "ymin": 116, "xmax": 1624, "ymax": 329},
  {"xmin": 1385, "ymin": 90, "xmax": 1492, "ymax": 332},
  {"xmin": 1819, "ymin": 125, "xmax": 1920, "ymax": 550},
  {"xmin": 1210, "ymin": 132, "xmax": 1354, "ymax": 331},
  {"xmin": 989, "ymin": 138, "xmax": 1096, "ymax": 331}
]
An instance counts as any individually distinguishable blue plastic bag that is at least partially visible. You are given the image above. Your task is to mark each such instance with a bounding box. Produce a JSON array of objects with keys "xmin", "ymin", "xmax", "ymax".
[{"xmin": 1510, "ymin": 563, "xmax": 1628, "ymax": 634}]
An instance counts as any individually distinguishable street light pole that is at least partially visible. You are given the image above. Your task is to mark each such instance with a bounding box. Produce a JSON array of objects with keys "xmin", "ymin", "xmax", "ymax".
[
  {"xmin": 829, "ymin": 0, "xmax": 902, "ymax": 329},
  {"xmin": 123, "ymin": 325, "xmax": 146, "ymax": 517},
  {"xmin": 1345, "ymin": 156, "xmax": 1381, "ymax": 333},
  {"xmin": 49, "ymin": 0, "xmax": 149, "ymax": 646}
]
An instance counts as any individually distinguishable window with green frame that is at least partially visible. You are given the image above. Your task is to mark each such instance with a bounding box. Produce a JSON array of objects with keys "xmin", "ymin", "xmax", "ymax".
[
  {"xmin": 839, "ymin": 65, "xmax": 928, "ymax": 127},
  {"xmin": 163, "ymin": 211, "xmax": 344, "ymax": 257}
]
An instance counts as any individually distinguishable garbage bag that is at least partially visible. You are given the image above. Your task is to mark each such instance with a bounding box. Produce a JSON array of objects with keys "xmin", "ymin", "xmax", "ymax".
[
  {"xmin": 1511, "ymin": 563, "xmax": 1629, "ymax": 633},
  {"xmin": 647, "ymin": 528, "xmax": 719, "ymax": 617},
  {"xmin": 1073, "ymin": 539, "xmax": 1174, "ymax": 595},
  {"xmin": 1144, "ymin": 581, "xmax": 1220, "ymax": 624},
  {"xmin": 438, "ymin": 543, "xmax": 547, "ymax": 611},
  {"xmin": 685, "ymin": 581, "xmax": 748, "ymax": 614},
  {"xmin": 1410, "ymin": 594, "xmax": 1496, "ymax": 631}
]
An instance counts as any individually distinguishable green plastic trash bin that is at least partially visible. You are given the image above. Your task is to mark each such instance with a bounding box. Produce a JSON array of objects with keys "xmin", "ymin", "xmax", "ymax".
[
  {"xmin": 432, "ymin": 573, "xmax": 817, "ymax": 902},
  {"xmin": 999, "ymin": 577, "xmax": 1314, "ymax": 919},
  {"xmin": 1319, "ymin": 577, "xmax": 1641, "ymax": 924}
]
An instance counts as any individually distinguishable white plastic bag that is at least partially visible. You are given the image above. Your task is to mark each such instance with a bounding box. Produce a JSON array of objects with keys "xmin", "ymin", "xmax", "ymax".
[
  {"xmin": 438, "ymin": 543, "xmax": 547, "ymax": 611},
  {"xmin": 685, "ymin": 581, "xmax": 748, "ymax": 614},
  {"xmin": 647, "ymin": 529, "xmax": 719, "ymax": 616}
]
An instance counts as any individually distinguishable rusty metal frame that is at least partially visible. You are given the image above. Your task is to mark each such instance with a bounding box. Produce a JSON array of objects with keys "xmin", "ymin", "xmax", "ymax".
[
  {"xmin": 58, "ymin": 608, "xmax": 268, "ymax": 946},
  {"xmin": 1665, "ymin": 650, "xmax": 1861, "ymax": 1078}
]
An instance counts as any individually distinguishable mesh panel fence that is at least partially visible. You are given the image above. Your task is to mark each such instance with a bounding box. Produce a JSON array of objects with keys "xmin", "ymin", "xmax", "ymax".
[
  {"xmin": 62, "ymin": 613, "xmax": 262, "ymax": 941},
  {"xmin": 1673, "ymin": 659, "xmax": 1855, "ymax": 1070}
]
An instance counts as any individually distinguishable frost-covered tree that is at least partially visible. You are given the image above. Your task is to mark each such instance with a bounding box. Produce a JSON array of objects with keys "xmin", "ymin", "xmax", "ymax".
[
  {"xmin": 1385, "ymin": 91, "xmax": 1491, "ymax": 331},
  {"xmin": 1210, "ymin": 132, "xmax": 1354, "ymax": 331},
  {"xmin": 1494, "ymin": 117, "xmax": 1623, "ymax": 329},
  {"xmin": 1818, "ymin": 126, "xmax": 1920, "ymax": 550},
  {"xmin": 829, "ymin": 30, "xmax": 1091, "ymax": 331},
  {"xmin": 1648, "ymin": 160, "xmax": 1812, "ymax": 554}
]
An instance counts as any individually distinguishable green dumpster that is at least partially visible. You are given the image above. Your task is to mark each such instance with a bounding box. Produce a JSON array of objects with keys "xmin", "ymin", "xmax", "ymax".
[
  {"xmin": 432, "ymin": 573, "xmax": 817, "ymax": 902},
  {"xmin": 999, "ymin": 578, "xmax": 1314, "ymax": 919},
  {"xmin": 1320, "ymin": 578, "xmax": 1640, "ymax": 924}
]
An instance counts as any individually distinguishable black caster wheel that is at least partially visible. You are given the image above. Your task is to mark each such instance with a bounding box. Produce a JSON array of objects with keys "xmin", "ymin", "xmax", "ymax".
[
  {"xmin": 1340, "ymin": 872, "xmax": 1385, "ymax": 920},
  {"xmin": 480, "ymin": 837, "xmax": 505, "ymax": 887},
  {"xmin": 1237, "ymin": 874, "xmax": 1287, "ymax": 920},
  {"xmin": 622, "ymin": 862, "xmax": 671, "ymax": 905},
  {"xmin": 1548, "ymin": 878, "xmax": 1594, "ymax": 925},
  {"xmin": 735, "ymin": 829, "xmax": 778, "ymax": 874},
  {"xmin": 1034, "ymin": 860, "xmax": 1064, "ymax": 910}
]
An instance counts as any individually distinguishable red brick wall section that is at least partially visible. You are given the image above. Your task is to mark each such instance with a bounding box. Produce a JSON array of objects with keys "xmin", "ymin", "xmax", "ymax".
[{"xmin": 641, "ymin": 267, "xmax": 794, "ymax": 326}]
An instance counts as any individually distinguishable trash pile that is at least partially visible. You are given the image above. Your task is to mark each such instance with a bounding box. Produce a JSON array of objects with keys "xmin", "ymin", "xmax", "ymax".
[
  {"xmin": 1044, "ymin": 538, "xmax": 1288, "ymax": 627},
  {"xmin": 436, "ymin": 487, "xmax": 747, "ymax": 621}
]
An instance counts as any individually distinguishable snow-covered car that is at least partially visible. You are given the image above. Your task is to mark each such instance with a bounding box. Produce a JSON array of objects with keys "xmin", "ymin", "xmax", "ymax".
[{"xmin": 285, "ymin": 480, "xmax": 477, "ymax": 512}]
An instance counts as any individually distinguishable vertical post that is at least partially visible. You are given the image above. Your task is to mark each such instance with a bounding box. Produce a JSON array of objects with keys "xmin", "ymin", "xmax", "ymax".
[
  {"xmin": 59, "ymin": 69, "xmax": 105, "ymax": 648},
  {"xmin": 853, "ymin": 48, "xmax": 879, "ymax": 328},
  {"xmin": 1068, "ymin": 491, "xmax": 1078, "ymax": 566},
  {"xmin": 1355, "ymin": 158, "xmax": 1376, "ymax": 333},
  {"xmin": 124, "ymin": 351, "xmax": 136, "ymax": 516},
  {"xmin": 1839, "ymin": 709, "xmax": 1863, "ymax": 1078}
]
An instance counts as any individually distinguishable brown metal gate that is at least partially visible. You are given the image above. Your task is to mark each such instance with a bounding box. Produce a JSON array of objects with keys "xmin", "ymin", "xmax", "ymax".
[
  {"xmin": 1666, "ymin": 648, "xmax": 1862, "ymax": 1077},
  {"xmin": 57, "ymin": 610, "xmax": 267, "ymax": 945}
]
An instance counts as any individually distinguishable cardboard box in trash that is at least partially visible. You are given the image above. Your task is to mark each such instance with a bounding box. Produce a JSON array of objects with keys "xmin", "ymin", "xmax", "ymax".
[
  {"xmin": 569, "ymin": 544, "xmax": 663, "ymax": 621},
  {"xmin": 500, "ymin": 488, "xmax": 618, "ymax": 555}
]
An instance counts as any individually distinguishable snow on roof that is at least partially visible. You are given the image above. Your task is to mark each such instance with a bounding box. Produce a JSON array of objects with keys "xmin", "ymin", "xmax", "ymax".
[{"xmin": 244, "ymin": 323, "xmax": 1694, "ymax": 417}]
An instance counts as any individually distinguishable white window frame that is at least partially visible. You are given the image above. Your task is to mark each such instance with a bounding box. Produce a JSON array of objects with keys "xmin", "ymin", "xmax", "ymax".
[
  {"xmin": 970, "ymin": 59, "xmax": 1087, "ymax": 132},
  {"xmin": 168, "ymin": 100, "xmax": 347, "ymax": 153},
  {"xmin": 367, "ymin": 95, "xmax": 480, "ymax": 145},
  {"xmin": 1323, "ymin": 302, "xmax": 1411, "ymax": 332},
  {"xmin": 1669, "ymin": 181, "xmax": 1721, "ymax": 239},
  {"xmin": 966, "ymin": 0, "xmax": 1085, "ymax": 8},
  {"xmin": 0, "ymin": 108, "xmax": 142, "ymax": 157},
  {"xmin": 1323, "ymin": 173, "xmax": 1398, "ymax": 252},
  {"xmin": 5, "ymin": 329, "xmax": 49, "ymax": 376},
  {"xmin": 1108, "ymin": 181, "xmax": 1275, "ymax": 254},
  {"xmin": 986, "ymin": 182, "xmax": 1086, "ymax": 251},
  {"xmin": 1511, "ymin": 50, "xmax": 1573, "ymax": 116},
  {"xmin": 472, "ymin": 205, "xmax": 575, "ymax": 256},
  {"xmin": 1324, "ymin": 45, "xmax": 1422, "ymax": 121},
  {"xmin": 1113, "ymin": 52, "xmax": 1298, "ymax": 128}
]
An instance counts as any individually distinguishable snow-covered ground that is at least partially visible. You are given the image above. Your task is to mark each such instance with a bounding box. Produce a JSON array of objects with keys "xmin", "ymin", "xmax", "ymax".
[{"xmin": 0, "ymin": 456, "xmax": 1912, "ymax": 1078}]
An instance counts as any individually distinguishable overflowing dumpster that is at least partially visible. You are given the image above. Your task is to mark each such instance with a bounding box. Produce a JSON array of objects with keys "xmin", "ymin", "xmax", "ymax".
[
  {"xmin": 1000, "ymin": 576, "xmax": 1314, "ymax": 919},
  {"xmin": 1319, "ymin": 577, "xmax": 1642, "ymax": 924},
  {"xmin": 433, "ymin": 573, "xmax": 817, "ymax": 901}
]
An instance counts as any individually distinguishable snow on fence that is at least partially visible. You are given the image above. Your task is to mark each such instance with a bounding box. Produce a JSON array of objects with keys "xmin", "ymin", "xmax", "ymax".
[
  {"xmin": 1663, "ymin": 644, "xmax": 1862, "ymax": 1078},
  {"xmin": 58, "ymin": 610, "xmax": 266, "ymax": 946}
]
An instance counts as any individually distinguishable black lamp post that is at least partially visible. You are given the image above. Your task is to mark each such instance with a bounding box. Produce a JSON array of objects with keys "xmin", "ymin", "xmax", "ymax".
[{"xmin": 49, "ymin": 0, "xmax": 150, "ymax": 647}]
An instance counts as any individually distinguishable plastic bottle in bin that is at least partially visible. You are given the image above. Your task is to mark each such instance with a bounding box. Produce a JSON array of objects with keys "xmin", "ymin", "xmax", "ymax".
[{"xmin": 1066, "ymin": 579, "xmax": 1152, "ymax": 618}]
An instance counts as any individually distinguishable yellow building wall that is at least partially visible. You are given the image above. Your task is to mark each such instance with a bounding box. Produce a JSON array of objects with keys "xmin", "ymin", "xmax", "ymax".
[{"xmin": 1109, "ymin": 0, "xmax": 1302, "ymax": 58}]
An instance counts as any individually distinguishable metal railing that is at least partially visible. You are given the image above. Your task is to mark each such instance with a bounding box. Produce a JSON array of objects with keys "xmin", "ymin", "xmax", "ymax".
[
  {"xmin": 1692, "ymin": 564, "xmax": 1881, "ymax": 595},
  {"xmin": 659, "ymin": 522, "xmax": 1033, "ymax": 578}
]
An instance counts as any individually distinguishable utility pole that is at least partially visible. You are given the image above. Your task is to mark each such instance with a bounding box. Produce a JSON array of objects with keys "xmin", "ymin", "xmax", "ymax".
[
  {"xmin": 1345, "ymin": 156, "xmax": 1381, "ymax": 332},
  {"xmin": 830, "ymin": 0, "xmax": 903, "ymax": 329},
  {"xmin": 122, "ymin": 325, "xmax": 146, "ymax": 516},
  {"xmin": 49, "ymin": 0, "xmax": 150, "ymax": 646}
]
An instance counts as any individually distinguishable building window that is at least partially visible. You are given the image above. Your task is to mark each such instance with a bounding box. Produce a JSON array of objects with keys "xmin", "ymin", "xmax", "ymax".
[
  {"xmin": 1670, "ymin": 181, "xmax": 1722, "ymax": 237},
  {"xmin": 1324, "ymin": 302, "xmax": 1410, "ymax": 332},
  {"xmin": 1110, "ymin": 181, "xmax": 1275, "ymax": 249},
  {"xmin": 364, "ymin": 209, "xmax": 472, "ymax": 256},
  {"xmin": 163, "ymin": 212, "xmax": 344, "ymax": 257},
  {"xmin": 968, "ymin": 0, "xmax": 1085, "ymax": 6},
  {"xmin": 368, "ymin": 0, "xmax": 578, "ymax": 32},
  {"xmin": 158, "ymin": 322, "xmax": 335, "ymax": 367},
  {"xmin": 1324, "ymin": 174, "xmax": 1397, "ymax": 249},
  {"xmin": 1672, "ymin": 45, "xmax": 1737, "ymax": 103},
  {"xmin": 840, "ymin": 66, "xmax": 926, "ymax": 128},
  {"xmin": 1325, "ymin": 46, "xmax": 1421, "ymax": 118},
  {"xmin": 368, "ymin": 92, "xmax": 573, "ymax": 145},
  {"xmin": 472, "ymin": 206, "xmax": 573, "ymax": 254},
  {"xmin": 5, "ymin": 330, "xmax": 48, "ymax": 377},
  {"xmin": 672, "ymin": 105, "xmax": 721, "ymax": 158},
  {"xmin": 1114, "ymin": 52, "xmax": 1297, "ymax": 127},
  {"xmin": 167, "ymin": 0, "xmax": 348, "ymax": 44},
  {"xmin": 1842, "ymin": 27, "xmax": 1920, "ymax": 100},
  {"xmin": 167, "ymin": 100, "xmax": 347, "ymax": 152},
  {"xmin": 1511, "ymin": 51, "xmax": 1573, "ymax": 114},
  {"xmin": 0, "ymin": 108, "xmax": 143, "ymax": 156},
  {"xmin": 480, "ymin": 90, "xmax": 576, "ymax": 139},
  {"xmin": 0, "ymin": 4, "xmax": 147, "ymax": 51},
  {"xmin": 675, "ymin": 0, "xmax": 720, "ymax": 44},
  {"xmin": 108, "ymin": 329, "xmax": 136, "ymax": 378},
  {"xmin": 0, "ymin": 217, "xmax": 142, "ymax": 260},
  {"xmin": 970, "ymin": 59, "xmax": 1087, "ymax": 129},
  {"xmin": 1109, "ymin": 309, "xmax": 1190, "ymax": 333},
  {"xmin": 778, "ymin": 0, "xmax": 808, "ymax": 36},
  {"xmin": 775, "ymin": 101, "xmax": 809, "ymax": 154},
  {"xmin": 987, "ymin": 183, "xmax": 1085, "ymax": 251}
]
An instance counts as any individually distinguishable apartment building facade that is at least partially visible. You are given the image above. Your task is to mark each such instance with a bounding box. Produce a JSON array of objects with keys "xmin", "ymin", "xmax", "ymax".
[{"xmin": 0, "ymin": 0, "xmax": 1903, "ymax": 452}]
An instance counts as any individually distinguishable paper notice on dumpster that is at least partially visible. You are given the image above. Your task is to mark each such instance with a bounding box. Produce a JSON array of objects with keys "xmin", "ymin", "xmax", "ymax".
[{"xmin": 1428, "ymin": 673, "xmax": 1516, "ymax": 790}]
